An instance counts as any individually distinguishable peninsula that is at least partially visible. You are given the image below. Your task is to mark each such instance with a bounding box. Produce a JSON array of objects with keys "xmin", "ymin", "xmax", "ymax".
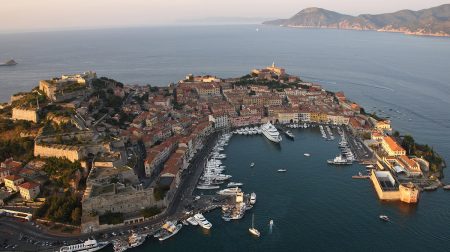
[
  {"xmin": 0, "ymin": 65, "xmax": 446, "ymax": 251},
  {"xmin": 263, "ymin": 4, "xmax": 450, "ymax": 37}
]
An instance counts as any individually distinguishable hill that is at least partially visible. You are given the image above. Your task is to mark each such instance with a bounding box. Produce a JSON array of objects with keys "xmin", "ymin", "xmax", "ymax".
[{"xmin": 263, "ymin": 4, "xmax": 450, "ymax": 37}]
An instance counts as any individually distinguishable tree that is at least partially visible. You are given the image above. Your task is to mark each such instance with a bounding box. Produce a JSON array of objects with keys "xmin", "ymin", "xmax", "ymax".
[
  {"xmin": 402, "ymin": 135, "xmax": 416, "ymax": 155},
  {"xmin": 71, "ymin": 207, "xmax": 82, "ymax": 225}
]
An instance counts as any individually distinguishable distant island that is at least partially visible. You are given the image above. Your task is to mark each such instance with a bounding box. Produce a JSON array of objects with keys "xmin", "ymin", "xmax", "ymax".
[
  {"xmin": 263, "ymin": 4, "xmax": 450, "ymax": 37},
  {"xmin": 0, "ymin": 59, "xmax": 18, "ymax": 66}
]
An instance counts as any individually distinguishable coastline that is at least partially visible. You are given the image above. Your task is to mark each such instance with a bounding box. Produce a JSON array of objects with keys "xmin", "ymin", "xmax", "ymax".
[{"xmin": 265, "ymin": 24, "xmax": 450, "ymax": 38}]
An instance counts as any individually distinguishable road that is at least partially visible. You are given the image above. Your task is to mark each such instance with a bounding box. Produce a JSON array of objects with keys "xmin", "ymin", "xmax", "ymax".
[{"xmin": 0, "ymin": 130, "xmax": 221, "ymax": 251}]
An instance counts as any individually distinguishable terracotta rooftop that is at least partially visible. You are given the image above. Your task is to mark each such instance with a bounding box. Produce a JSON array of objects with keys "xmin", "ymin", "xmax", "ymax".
[
  {"xmin": 383, "ymin": 136, "xmax": 405, "ymax": 152},
  {"xmin": 18, "ymin": 181, "xmax": 40, "ymax": 190}
]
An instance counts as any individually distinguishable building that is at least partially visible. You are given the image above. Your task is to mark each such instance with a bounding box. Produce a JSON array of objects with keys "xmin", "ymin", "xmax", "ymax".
[
  {"xmin": 12, "ymin": 108, "xmax": 39, "ymax": 123},
  {"xmin": 369, "ymin": 170, "xmax": 418, "ymax": 203},
  {"xmin": 18, "ymin": 182, "xmax": 40, "ymax": 200},
  {"xmin": 4, "ymin": 175, "xmax": 24, "ymax": 192},
  {"xmin": 209, "ymin": 114, "xmax": 230, "ymax": 129},
  {"xmin": 382, "ymin": 136, "xmax": 406, "ymax": 156},
  {"xmin": 39, "ymin": 71, "xmax": 96, "ymax": 102}
]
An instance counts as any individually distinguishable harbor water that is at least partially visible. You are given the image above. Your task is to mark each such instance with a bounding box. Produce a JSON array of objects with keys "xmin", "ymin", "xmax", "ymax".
[
  {"xmin": 131, "ymin": 128, "xmax": 450, "ymax": 252},
  {"xmin": 1, "ymin": 25, "xmax": 450, "ymax": 251}
]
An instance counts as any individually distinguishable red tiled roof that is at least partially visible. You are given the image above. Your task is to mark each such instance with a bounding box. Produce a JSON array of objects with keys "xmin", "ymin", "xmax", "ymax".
[{"xmin": 18, "ymin": 181, "xmax": 39, "ymax": 190}]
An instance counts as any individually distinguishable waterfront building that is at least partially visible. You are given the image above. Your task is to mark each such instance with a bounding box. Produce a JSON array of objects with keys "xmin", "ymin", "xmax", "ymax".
[
  {"xmin": 39, "ymin": 71, "xmax": 96, "ymax": 102},
  {"xmin": 209, "ymin": 114, "xmax": 230, "ymax": 129},
  {"xmin": 369, "ymin": 170, "xmax": 418, "ymax": 203},
  {"xmin": 382, "ymin": 136, "xmax": 406, "ymax": 156},
  {"xmin": 18, "ymin": 182, "xmax": 40, "ymax": 200}
]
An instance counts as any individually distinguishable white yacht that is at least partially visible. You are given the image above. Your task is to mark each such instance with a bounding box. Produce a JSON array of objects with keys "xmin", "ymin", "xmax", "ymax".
[
  {"xmin": 187, "ymin": 217, "xmax": 198, "ymax": 225},
  {"xmin": 59, "ymin": 239, "xmax": 109, "ymax": 252},
  {"xmin": 194, "ymin": 213, "xmax": 212, "ymax": 229},
  {"xmin": 261, "ymin": 122, "xmax": 282, "ymax": 143},
  {"xmin": 327, "ymin": 155, "xmax": 353, "ymax": 165},
  {"xmin": 227, "ymin": 182, "xmax": 243, "ymax": 187},
  {"xmin": 217, "ymin": 187, "xmax": 242, "ymax": 196}
]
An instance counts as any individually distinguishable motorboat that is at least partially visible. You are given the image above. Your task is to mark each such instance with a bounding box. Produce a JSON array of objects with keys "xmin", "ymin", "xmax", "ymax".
[
  {"xmin": 194, "ymin": 213, "xmax": 212, "ymax": 229},
  {"xmin": 248, "ymin": 214, "xmax": 260, "ymax": 237},
  {"xmin": 250, "ymin": 162, "xmax": 255, "ymax": 167},
  {"xmin": 277, "ymin": 169, "xmax": 287, "ymax": 172},
  {"xmin": 304, "ymin": 153, "xmax": 310, "ymax": 157},
  {"xmin": 197, "ymin": 184, "xmax": 220, "ymax": 190},
  {"xmin": 186, "ymin": 217, "xmax": 198, "ymax": 225},
  {"xmin": 285, "ymin": 130, "xmax": 295, "ymax": 139},
  {"xmin": 250, "ymin": 192, "xmax": 256, "ymax": 204},
  {"xmin": 379, "ymin": 215, "xmax": 390, "ymax": 222},
  {"xmin": 159, "ymin": 221, "xmax": 182, "ymax": 241},
  {"xmin": 127, "ymin": 232, "xmax": 146, "ymax": 249},
  {"xmin": 261, "ymin": 122, "xmax": 282, "ymax": 143},
  {"xmin": 227, "ymin": 182, "xmax": 243, "ymax": 187},
  {"xmin": 217, "ymin": 187, "xmax": 242, "ymax": 196}
]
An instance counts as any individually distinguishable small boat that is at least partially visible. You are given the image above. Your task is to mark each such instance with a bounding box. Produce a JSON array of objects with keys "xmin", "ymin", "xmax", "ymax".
[
  {"xmin": 285, "ymin": 130, "xmax": 295, "ymax": 139},
  {"xmin": 304, "ymin": 153, "xmax": 310, "ymax": 157},
  {"xmin": 0, "ymin": 59, "xmax": 17, "ymax": 67},
  {"xmin": 250, "ymin": 162, "xmax": 255, "ymax": 167},
  {"xmin": 269, "ymin": 220, "xmax": 274, "ymax": 226},
  {"xmin": 443, "ymin": 185, "xmax": 450, "ymax": 190},
  {"xmin": 352, "ymin": 172, "xmax": 370, "ymax": 179},
  {"xmin": 248, "ymin": 214, "xmax": 260, "ymax": 237},
  {"xmin": 366, "ymin": 165, "xmax": 374, "ymax": 169},
  {"xmin": 186, "ymin": 217, "xmax": 198, "ymax": 225},
  {"xmin": 277, "ymin": 169, "xmax": 287, "ymax": 172},
  {"xmin": 250, "ymin": 192, "xmax": 256, "ymax": 205},
  {"xmin": 379, "ymin": 215, "xmax": 390, "ymax": 222},
  {"xmin": 182, "ymin": 220, "xmax": 189, "ymax": 226}
]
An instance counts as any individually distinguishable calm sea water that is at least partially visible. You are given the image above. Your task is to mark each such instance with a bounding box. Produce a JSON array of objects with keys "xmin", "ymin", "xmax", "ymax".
[{"xmin": 1, "ymin": 25, "xmax": 450, "ymax": 251}]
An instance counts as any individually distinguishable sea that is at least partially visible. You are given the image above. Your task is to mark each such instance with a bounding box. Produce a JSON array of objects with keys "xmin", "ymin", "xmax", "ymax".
[{"xmin": 1, "ymin": 25, "xmax": 450, "ymax": 251}]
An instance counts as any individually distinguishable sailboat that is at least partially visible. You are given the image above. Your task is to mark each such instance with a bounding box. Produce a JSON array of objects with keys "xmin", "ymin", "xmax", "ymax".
[{"xmin": 248, "ymin": 214, "xmax": 260, "ymax": 237}]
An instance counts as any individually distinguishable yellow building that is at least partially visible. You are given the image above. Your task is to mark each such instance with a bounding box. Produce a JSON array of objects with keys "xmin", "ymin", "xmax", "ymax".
[
  {"xmin": 18, "ymin": 182, "xmax": 40, "ymax": 200},
  {"xmin": 370, "ymin": 170, "xmax": 418, "ymax": 203},
  {"xmin": 382, "ymin": 136, "xmax": 406, "ymax": 156},
  {"xmin": 4, "ymin": 175, "xmax": 24, "ymax": 192},
  {"xmin": 12, "ymin": 108, "xmax": 39, "ymax": 123}
]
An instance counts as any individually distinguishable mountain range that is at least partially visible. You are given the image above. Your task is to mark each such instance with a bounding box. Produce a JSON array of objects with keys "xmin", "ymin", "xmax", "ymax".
[{"xmin": 263, "ymin": 4, "xmax": 450, "ymax": 37}]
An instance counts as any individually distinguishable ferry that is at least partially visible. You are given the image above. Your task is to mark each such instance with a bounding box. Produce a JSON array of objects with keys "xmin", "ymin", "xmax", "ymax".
[
  {"xmin": 59, "ymin": 239, "xmax": 109, "ymax": 252},
  {"xmin": 261, "ymin": 122, "xmax": 282, "ymax": 143},
  {"xmin": 159, "ymin": 221, "xmax": 182, "ymax": 241},
  {"xmin": 194, "ymin": 213, "xmax": 212, "ymax": 229},
  {"xmin": 250, "ymin": 192, "xmax": 256, "ymax": 204}
]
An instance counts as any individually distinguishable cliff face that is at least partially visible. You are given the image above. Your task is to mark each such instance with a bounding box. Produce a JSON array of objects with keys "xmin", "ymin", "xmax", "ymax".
[{"xmin": 263, "ymin": 4, "xmax": 450, "ymax": 37}]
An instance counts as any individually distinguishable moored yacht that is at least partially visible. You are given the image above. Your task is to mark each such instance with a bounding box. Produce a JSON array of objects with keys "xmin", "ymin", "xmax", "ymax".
[
  {"xmin": 59, "ymin": 239, "xmax": 109, "ymax": 252},
  {"xmin": 250, "ymin": 192, "xmax": 256, "ymax": 204},
  {"xmin": 194, "ymin": 213, "xmax": 212, "ymax": 229},
  {"xmin": 158, "ymin": 221, "xmax": 182, "ymax": 241},
  {"xmin": 327, "ymin": 155, "xmax": 353, "ymax": 165},
  {"xmin": 217, "ymin": 187, "xmax": 242, "ymax": 196},
  {"xmin": 261, "ymin": 122, "xmax": 282, "ymax": 143},
  {"xmin": 227, "ymin": 182, "xmax": 243, "ymax": 187}
]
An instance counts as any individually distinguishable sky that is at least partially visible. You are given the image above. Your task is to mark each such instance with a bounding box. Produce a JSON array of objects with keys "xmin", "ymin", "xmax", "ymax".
[{"xmin": 1, "ymin": 0, "xmax": 449, "ymax": 32}]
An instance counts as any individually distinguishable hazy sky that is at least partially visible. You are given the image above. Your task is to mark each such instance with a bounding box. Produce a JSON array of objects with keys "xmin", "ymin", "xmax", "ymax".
[{"xmin": 1, "ymin": 0, "xmax": 449, "ymax": 32}]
